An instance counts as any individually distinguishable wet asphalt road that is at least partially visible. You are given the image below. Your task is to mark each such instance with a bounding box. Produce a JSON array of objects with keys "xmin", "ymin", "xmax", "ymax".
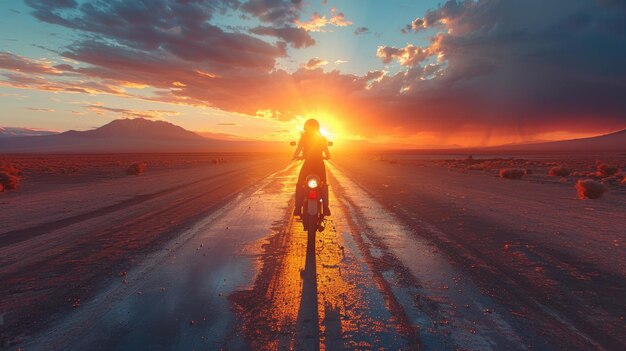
[{"xmin": 15, "ymin": 162, "xmax": 623, "ymax": 351}]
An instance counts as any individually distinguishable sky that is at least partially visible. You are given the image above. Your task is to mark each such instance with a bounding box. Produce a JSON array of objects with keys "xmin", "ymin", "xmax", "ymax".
[{"xmin": 0, "ymin": 0, "xmax": 625, "ymax": 147}]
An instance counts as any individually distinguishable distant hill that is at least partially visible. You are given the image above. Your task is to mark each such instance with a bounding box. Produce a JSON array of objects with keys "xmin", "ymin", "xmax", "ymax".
[
  {"xmin": 0, "ymin": 118, "xmax": 285, "ymax": 153},
  {"xmin": 0, "ymin": 127, "xmax": 59, "ymax": 139},
  {"xmin": 487, "ymin": 128, "xmax": 626, "ymax": 152},
  {"xmin": 78, "ymin": 118, "xmax": 205, "ymax": 141}
]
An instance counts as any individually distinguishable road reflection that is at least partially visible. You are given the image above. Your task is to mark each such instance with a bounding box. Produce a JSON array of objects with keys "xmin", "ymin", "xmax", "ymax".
[{"xmin": 232, "ymin": 164, "xmax": 411, "ymax": 350}]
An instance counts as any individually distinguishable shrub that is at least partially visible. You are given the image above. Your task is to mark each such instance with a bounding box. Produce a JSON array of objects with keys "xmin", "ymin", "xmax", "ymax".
[
  {"xmin": 549, "ymin": 166, "xmax": 570, "ymax": 177},
  {"xmin": 597, "ymin": 164, "xmax": 618, "ymax": 177},
  {"xmin": 126, "ymin": 162, "xmax": 146, "ymax": 175},
  {"xmin": 0, "ymin": 163, "xmax": 21, "ymax": 191},
  {"xmin": 575, "ymin": 179, "xmax": 607, "ymax": 199},
  {"xmin": 499, "ymin": 168, "xmax": 526, "ymax": 179}
]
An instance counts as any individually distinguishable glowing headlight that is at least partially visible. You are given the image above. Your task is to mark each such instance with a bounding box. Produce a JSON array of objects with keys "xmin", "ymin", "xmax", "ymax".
[{"xmin": 307, "ymin": 179, "xmax": 318, "ymax": 188}]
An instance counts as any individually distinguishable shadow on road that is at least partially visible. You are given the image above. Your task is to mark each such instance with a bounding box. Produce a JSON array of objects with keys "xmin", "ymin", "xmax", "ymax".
[{"xmin": 294, "ymin": 229, "xmax": 321, "ymax": 351}]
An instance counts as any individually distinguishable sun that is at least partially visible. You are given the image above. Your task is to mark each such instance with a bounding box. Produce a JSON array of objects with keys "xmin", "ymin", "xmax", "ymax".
[{"xmin": 296, "ymin": 110, "xmax": 345, "ymax": 141}]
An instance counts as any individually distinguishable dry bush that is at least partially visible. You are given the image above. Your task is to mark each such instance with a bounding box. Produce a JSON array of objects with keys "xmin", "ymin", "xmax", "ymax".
[
  {"xmin": 575, "ymin": 179, "xmax": 607, "ymax": 199},
  {"xmin": 126, "ymin": 162, "xmax": 146, "ymax": 176},
  {"xmin": 597, "ymin": 164, "xmax": 618, "ymax": 177},
  {"xmin": 499, "ymin": 168, "xmax": 526, "ymax": 179},
  {"xmin": 0, "ymin": 163, "xmax": 21, "ymax": 191},
  {"xmin": 549, "ymin": 166, "xmax": 570, "ymax": 177}
]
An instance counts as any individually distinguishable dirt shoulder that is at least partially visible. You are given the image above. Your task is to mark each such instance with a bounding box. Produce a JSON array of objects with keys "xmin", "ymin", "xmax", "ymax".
[{"xmin": 332, "ymin": 156, "xmax": 626, "ymax": 350}]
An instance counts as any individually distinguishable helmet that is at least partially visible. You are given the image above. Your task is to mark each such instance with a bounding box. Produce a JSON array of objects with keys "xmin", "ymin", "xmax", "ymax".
[{"xmin": 303, "ymin": 119, "xmax": 320, "ymax": 133}]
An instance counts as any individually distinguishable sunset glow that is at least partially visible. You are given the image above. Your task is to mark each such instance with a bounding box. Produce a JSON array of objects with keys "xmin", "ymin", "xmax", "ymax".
[
  {"xmin": 1, "ymin": 1, "xmax": 625, "ymax": 147},
  {"xmin": 1, "ymin": 2, "xmax": 626, "ymax": 349}
]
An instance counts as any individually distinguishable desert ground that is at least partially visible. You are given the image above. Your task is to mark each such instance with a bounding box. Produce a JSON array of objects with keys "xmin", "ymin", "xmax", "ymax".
[{"xmin": 1, "ymin": 152, "xmax": 625, "ymax": 350}]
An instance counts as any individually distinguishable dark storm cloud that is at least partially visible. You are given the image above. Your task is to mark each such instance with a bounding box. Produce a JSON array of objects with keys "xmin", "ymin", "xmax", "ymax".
[
  {"xmin": 379, "ymin": 0, "xmax": 626, "ymax": 136},
  {"xmin": 24, "ymin": 0, "xmax": 284, "ymax": 71}
]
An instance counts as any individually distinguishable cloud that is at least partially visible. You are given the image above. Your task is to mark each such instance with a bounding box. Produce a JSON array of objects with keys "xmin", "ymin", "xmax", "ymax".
[
  {"xmin": 240, "ymin": 0, "xmax": 303, "ymax": 25},
  {"xmin": 0, "ymin": 69, "xmax": 127, "ymax": 96},
  {"xmin": 217, "ymin": 122, "xmax": 239, "ymax": 126},
  {"xmin": 0, "ymin": 52, "xmax": 66, "ymax": 75},
  {"xmin": 26, "ymin": 107, "xmax": 55, "ymax": 112},
  {"xmin": 376, "ymin": 45, "xmax": 432, "ymax": 66},
  {"xmin": 401, "ymin": 18, "xmax": 425, "ymax": 33},
  {"xmin": 371, "ymin": 0, "xmax": 626, "ymax": 139},
  {"xmin": 328, "ymin": 7, "xmax": 352, "ymax": 27},
  {"xmin": 402, "ymin": 0, "xmax": 473, "ymax": 33},
  {"xmin": 85, "ymin": 104, "xmax": 179, "ymax": 119},
  {"xmin": 301, "ymin": 57, "xmax": 328, "ymax": 70},
  {"xmin": 16, "ymin": 0, "xmax": 626, "ymax": 145},
  {"xmin": 250, "ymin": 25, "xmax": 315, "ymax": 48},
  {"xmin": 353, "ymin": 26, "xmax": 369, "ymax": 35},
  {"xmin": 295, "ymin": 7, "xmax": 352, "ymax": 32},
  {"xmin": 25, "ymin": 0, "xmax": 285, "ymax": 71}
]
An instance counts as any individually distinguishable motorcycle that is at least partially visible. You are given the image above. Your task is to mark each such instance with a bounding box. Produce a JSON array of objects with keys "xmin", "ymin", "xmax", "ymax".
[{"xmin": 290, "ymin": 141, "xmax": 332, "ymax": 240}]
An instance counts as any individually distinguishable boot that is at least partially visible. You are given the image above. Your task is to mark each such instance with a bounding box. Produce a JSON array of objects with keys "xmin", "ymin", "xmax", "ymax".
[
  {"xmin": 294, "ymin": 184, "xmax": 303, "ymax": 217},
  {"xmin": 322, "ymin": 184, "xmax": 331, "ymax": 216}
]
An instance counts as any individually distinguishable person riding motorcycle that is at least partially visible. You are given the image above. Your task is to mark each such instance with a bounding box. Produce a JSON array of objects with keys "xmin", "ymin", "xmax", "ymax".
[{"xmin": 292, "ymin": 119, "xmax": 331, "ymax": 217}]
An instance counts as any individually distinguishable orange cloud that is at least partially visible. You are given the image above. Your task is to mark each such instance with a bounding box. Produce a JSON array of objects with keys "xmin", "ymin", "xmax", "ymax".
[
  {"xmin": 295, "ymin": 7, "xmax": 352, "ymax": 32},
  {"xmin": 376, "ymin": 45, "xmax": 434, "ymax": 66},
  {"xmin": 301, "ymin": 57, "xmax": 329, "ymax": 70},
  {"xmin": 0, "ymin": 52, "xmax": 65, "ymax": 75}
]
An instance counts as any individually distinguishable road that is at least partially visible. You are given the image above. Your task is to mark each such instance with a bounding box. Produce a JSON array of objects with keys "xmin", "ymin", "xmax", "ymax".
[{"xmin": 6, "ymin": 160, "xmax": 624, "ymax": 350}]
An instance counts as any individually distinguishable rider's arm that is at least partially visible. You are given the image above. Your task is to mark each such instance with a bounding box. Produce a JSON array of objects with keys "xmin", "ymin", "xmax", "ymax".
[
  {"xmin": 292, "ymin": 140, "xmax": 303, "ymax": 159},
  {"xmin": 323, "ymin": 141, "xmax": 331, "ymax": 160}
]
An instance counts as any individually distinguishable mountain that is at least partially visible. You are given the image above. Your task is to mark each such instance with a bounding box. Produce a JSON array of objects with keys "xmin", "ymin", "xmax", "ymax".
[
  {"xmin": 0, "ymin": 127, "xmax": 59, "ymax": 139},
  {"xmin": 78, "ymin": 118, "xmax": 205, "ymax": 140},
  {"xmin": 486, "ymin": 128, "xmax": 626, "ymax": 152},
  {"xmin": 0, "ymin": 118, "xmax": 284, "ymax": 153}
]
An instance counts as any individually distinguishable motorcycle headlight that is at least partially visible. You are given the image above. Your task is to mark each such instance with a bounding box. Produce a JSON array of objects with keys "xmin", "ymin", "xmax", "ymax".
[{"xmin": 307, "ymin": 179, "xmax": 318, "ymax": 188}]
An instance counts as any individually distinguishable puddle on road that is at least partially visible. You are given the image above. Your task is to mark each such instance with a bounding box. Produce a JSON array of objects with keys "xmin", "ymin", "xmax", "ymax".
[{"xmin": 328, "ymin": 164, "xmax": 527, "ymax": 350}]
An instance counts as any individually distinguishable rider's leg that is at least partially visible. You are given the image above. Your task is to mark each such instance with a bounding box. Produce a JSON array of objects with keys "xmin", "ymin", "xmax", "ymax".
[
  {"xmin": 294, "ymin": 163, "xmax": 307, "ymax": 216},
  {"xmin": 319, "ymin": 162, "xmax": 331, "ymax": 216},
  {"xmin": 294, "ymin": 184, "xmax": 303, "ymax": 216},
  {"xmin": 322, "ymin": 184, "xmax": 331, "ymax": 216}
]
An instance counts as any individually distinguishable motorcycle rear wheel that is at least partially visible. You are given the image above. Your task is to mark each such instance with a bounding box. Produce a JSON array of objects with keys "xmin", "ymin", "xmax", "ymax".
[{"xmin": 307, "ymin": 213, "xmax": 317, "ymax": 243}]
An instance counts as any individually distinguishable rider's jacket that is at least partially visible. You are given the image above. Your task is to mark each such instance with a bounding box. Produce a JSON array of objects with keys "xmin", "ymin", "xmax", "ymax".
[{"xmin": 298, "ymin": 133, "xmax": 327, "ymax": 163}]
